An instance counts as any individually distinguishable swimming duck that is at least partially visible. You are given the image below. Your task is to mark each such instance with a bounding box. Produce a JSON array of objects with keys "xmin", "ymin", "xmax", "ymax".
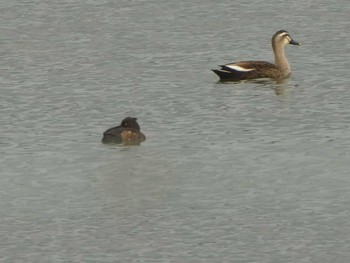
[
  {"xmin": 102, "ymin": 117, "xmax": 146, "ymax": 145},
  {"xmin": 212, "ymin": 30, "xmax": 301, "ymax": 81}
]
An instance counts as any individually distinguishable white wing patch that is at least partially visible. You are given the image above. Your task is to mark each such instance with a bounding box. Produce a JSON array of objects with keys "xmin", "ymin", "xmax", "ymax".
[{"xmin": 226, "ymin": 65, "xmax": 255, "ymax": 72}]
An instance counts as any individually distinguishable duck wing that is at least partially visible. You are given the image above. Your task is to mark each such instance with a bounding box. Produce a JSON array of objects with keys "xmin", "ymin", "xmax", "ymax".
[
  {"xmin": 103, "ymin": 125, "xmax": 122, "ymax": 136},
  {"xmin": 213, "ymin": 61, "xmax": 278, "ymax": 81},
  {"xmin": 102, "ymin": 125, "xmax": 123, "ymax": 143},
  {"xmin": 221, "ymin": 61, "xmax": 276, "ymax": 72}
]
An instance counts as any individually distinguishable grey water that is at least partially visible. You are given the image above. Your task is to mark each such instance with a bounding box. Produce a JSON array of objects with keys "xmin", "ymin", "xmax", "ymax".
[{"xmin": 1, "ymin": 0, "xmax": 350, "ymax": 262}]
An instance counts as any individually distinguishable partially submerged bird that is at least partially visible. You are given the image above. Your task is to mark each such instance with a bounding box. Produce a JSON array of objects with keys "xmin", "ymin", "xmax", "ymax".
[
  {"xmin": 212, "ymin": 30, "xmax": 301, "ymax": 81},
  {"xmin": 102, "ymin": 117, "xmax": 146, "ymax": 145}
]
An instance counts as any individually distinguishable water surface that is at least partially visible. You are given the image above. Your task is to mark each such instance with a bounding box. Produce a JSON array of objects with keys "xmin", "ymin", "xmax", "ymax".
[{"xmin": 1, "ymin": 0, "xmax": 350, "ymax": 262}]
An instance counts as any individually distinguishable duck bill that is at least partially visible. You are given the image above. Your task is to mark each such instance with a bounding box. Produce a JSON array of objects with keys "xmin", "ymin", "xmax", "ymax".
[{"xmin": 289, "ymin": 39, "xmax": 301, "ymax": 45}]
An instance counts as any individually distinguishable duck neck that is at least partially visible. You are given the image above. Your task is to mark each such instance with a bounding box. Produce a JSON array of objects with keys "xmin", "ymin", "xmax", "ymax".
[{"xmin": 272, "ymin": 42, "xmax": 290, "ymax": 73}]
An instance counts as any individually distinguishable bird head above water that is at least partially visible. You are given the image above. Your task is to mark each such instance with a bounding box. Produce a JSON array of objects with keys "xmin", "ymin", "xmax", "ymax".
[
  {"xmin": 120, "ymin": 117, "xmax": 141, "ymax": 131},
  {"xmin": 272, "ymin": 30, "xmax": 301, "ymax": 46}
]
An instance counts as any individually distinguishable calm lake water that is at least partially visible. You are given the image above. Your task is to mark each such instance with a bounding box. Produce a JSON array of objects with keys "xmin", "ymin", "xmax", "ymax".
[{"xmin": 1, "ymin": 0, "xmax": 350, "ymax": 262}]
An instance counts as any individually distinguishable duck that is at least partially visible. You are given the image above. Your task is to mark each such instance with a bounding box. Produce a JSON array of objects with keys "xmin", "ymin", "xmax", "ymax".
[
  {"xmin": 102, "ymin": 117, "xmax": 146, "ymax": 145},
  {"xmin": 212, "ymin": 30, "xmax": 301, "ymax": 81}
]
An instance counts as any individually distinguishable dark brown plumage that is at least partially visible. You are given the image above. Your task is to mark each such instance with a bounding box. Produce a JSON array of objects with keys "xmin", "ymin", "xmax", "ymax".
[
  {"xmin": 212, "ymin": 30, "xmax": 301, "ymax": 81},
  {"xmin": 102, "ymin": 117, "xmax": 146, "ymax": 145}
]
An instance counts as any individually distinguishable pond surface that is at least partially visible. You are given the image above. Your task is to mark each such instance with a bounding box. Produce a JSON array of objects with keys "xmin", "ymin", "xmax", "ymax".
[{"xmin": 1, "ymin": 0, "xmax": 350, "ymax": 262}]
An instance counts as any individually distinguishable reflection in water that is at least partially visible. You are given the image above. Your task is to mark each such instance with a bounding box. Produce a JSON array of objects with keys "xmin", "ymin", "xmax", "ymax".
[
  {"xmin": 274, "ymin": 78, "xmax": 294, "ymax": 96},
  {"xmin": 216, "ymin": 77, "xmax": 295, "ymax": 97}
]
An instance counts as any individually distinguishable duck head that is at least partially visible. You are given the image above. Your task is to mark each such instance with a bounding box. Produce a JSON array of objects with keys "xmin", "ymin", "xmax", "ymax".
[
  {"xmin": 273, "ymin": 30, "xmax": 301, "ymax": 46},
  {"xmin": 120, "ymin": 117, "xmax": 141, "ymax": 130}
]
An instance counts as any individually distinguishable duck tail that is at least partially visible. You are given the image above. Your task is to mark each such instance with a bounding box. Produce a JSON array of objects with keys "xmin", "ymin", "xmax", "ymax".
[{"xmin": 211, "ymin": 69, "xmax": 236, "ymax": 80}]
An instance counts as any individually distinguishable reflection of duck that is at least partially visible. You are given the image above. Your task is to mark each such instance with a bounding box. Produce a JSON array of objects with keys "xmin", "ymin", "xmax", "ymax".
[
  {"xmin": 102, "ymin": 117, "xmax": 146, "ymax": 145},
  {"xmin": 212, "ymin": 30, "xmax": 301, "ymax": 81}
]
